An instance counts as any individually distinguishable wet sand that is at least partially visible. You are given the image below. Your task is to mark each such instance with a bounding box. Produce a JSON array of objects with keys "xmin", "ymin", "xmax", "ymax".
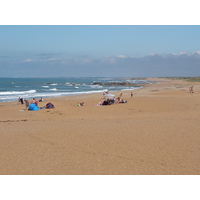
[{"xmin": 1, "ymin": 78, "xmax": 200, "ymax": 175}]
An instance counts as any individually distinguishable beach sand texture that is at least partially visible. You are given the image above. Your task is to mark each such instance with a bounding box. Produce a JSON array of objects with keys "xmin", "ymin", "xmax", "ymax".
[{"xmin": 1, "ymin": 78, "xmax": 200, "ymax": 175}]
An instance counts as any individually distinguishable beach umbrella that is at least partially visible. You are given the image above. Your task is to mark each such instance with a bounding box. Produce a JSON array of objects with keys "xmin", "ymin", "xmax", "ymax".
[{"xmin": 104, "ymin": 94, "xmax": 115, "ymax": 99}]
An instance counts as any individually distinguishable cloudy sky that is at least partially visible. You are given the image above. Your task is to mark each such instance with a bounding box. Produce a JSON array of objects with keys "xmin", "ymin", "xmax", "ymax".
[{"xmin": 1, "ymin": 7, "xmax": 200, "ymax": 78}]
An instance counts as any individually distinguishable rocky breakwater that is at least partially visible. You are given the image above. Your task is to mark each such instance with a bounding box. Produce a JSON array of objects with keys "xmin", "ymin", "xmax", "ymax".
[{"xmin": 92, "ymin": 81, "xmax": 147, "ymax": 87}]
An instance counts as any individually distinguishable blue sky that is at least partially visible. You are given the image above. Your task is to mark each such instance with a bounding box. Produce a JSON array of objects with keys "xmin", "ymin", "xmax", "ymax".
[{"xmin": 1, "ymin": 25, "xmax": 200, "ymax": 77}]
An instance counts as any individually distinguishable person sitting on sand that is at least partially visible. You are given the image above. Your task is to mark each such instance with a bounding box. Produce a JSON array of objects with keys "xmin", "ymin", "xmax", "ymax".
[
  {"xmin": 32, "ymin": 98, "xmax": 38, "ymax": 106},
  {"xmin": 116, "ymin": 97, "xmax": 121, "ymax": 104},
  {"xmin": 80, "ymin": 102, "xmax": 84, "ymax": 106},
  {"xmin": 119, "ymin": 99, "xmax": 127, "ymax": 103},
  {"xmin": 39, "ymin": 97, "xmax": 44, "ymax": 102},
  {"xmin": 77, "ymin": 102, "xmax": 85, "ymax": 106}
]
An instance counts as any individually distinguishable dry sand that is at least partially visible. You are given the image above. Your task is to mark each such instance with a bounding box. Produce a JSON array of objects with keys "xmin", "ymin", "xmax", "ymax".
[{"xmin": 1, "ymin": 78, "xmax": 200, "ymax": 175}]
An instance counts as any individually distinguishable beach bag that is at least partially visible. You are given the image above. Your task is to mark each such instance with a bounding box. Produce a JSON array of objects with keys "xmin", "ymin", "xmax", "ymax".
[{"xmin": 46, "ymin": 102, "xmax": 55, "ymax": 109}]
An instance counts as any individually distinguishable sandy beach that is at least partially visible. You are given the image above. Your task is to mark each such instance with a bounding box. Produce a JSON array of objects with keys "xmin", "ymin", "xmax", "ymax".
[{"xmin": 1, "ymin": 78, "xmax": 200, "ymax": 175}]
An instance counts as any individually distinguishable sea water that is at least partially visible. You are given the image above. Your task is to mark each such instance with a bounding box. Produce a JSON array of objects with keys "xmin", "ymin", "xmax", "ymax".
[{"xmin": 0, "ymin": 77, "xmax": 151, "ymax": 102}]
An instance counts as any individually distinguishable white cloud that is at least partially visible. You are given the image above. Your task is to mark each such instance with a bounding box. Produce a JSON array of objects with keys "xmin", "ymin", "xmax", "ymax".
[
  {"xmin": 193, "ymin": 51, "xmax": 200, "ymax": 55},
  {"xmin": 100, "ymin": 56, "xmax": 117, "ymax": 64},
  {"xmin": 68, "ymin": 56, "xmax": 93, "ymax": 64},
  {"xmin": 82, "ymin": 58, "xmax": 92, "ymax": 63},
  {"xmin": 20, "ymin": 58, "xmax": 35, "ymax": 63},
  {"xmin": 47, "ymin": 58, "xmax": 58, "ymax": 61},
  {"xmin": 116, "ymin": 55, "xmax": 127, "ymax": 58},
  {"xmin": 171, "ymin": 51, "xmax": 189, "ymax": 56}
]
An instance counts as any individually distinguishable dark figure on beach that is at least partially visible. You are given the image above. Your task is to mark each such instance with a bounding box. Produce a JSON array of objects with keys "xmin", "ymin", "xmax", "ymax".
[
  {"xmin": 39, "ymin": 97, "xmax": 44, "ymax": 102},
  {"xmin": 18, "ymin": 97, "xmax": 24, "ymax": 104},
  {"xmin": 131, "ymin": 92, "xmax": 133, "ymax": 98},
  {"xmin": 119, "ymin": 99, "xmax": 127, "ymax": 103},
  {"xmin": 189, "ymin": 86, "xmax": 194, "ymax": 93},
  {"xmin": 80, "ymin": 102, "xmax": 85, "ymax": 106},
  {"xmin": 77, "ymin": 102, "xmax": 85, "ymax": 106}
]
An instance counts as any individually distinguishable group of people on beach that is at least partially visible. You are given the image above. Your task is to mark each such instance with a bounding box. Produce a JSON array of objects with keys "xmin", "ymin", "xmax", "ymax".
[
  {"xmin": 19, "ymin": 90, "xmax": 133, "ymax": 110},
  {"xmin": 18, "ymin": 84, "xmax": 197, "ymax": 111},
  {"xmin": 25, "ymin": 97, "xmax": 44, "ymax": 110},
  {"xmin": 18, "ymin": 97, "xmax": 55, "ymax": 111},
  {"xmin": 19, "ymin": 97, "xmax": 44, "ymax": 105},
  {"xmin": 96, "ymin": 91, "xmax": 130, "ymax": 106}
]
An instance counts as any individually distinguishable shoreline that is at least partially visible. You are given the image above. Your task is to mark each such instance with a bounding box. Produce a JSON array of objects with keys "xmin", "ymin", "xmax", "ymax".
[
  {"xmin": 0, "ymin": 77, "xmax": 146, "ymax": 104},
  {"xmin": 0, "ymin": 76, "xmax": 198, "ymax": 105},
  {"xmin": 1, "ymin": 77, "xmax": 200, "ymax": 175}
]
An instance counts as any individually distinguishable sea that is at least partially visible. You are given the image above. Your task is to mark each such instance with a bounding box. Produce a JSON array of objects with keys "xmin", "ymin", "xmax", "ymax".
[{"xmin": 0, "ymin": 77, "xmax": 151, "ymax": 102}]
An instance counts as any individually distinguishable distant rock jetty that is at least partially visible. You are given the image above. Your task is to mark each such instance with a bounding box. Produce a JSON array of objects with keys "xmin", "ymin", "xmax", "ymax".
[{"xmin": 92, "ymin": 82, "xmax": 146, "ymax": 87}]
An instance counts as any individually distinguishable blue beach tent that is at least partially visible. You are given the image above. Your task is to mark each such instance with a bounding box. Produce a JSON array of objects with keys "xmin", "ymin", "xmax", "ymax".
[{"xmin": 28, "ymin": 103, "xmax": 39, "ymax": 111}]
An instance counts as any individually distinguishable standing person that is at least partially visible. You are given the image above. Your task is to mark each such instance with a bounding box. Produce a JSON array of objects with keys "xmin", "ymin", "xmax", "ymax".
[
  {"xmin": 18, "ymin": 97, "xmax": 24, "ymax": 104},
  {"xmin": 131, "ymin": 92, "xmax": 133, "ymax": 98},
  {"xmin": 191, "ymin": 86, "xmax": 194, "ymax": 93},
  {"xmin": 24, "ymin": 99, "xmax": 29, "ymax": 110},
  {"xmin": 189, "ymin": 86, "xmax": 194, "ymax": 93},
  {"xmin": 20, "ymin": 98, "xmax": 24, "ymax": 104}
]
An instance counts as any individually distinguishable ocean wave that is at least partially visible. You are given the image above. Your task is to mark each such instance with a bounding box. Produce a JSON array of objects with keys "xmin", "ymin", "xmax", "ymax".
[
  {"xmin": 46, "ymin": 83, "xmax": 58, "ymax": 85},
  {"xmin": 59, "ymin": 90, "xmax": 105, "ymax": 96},
  {"xmin": 0, "ymin": 90, "xmax": 36, "ymax": 95},
  {"xmin": 34, "ymin": 90, "xmax": 105, "ymax": 98},
  {"xmin": 49, "ymin": 88, "xmax": 57, "ymax": 91},
  {"xmin": 122, "ymin": 86, "xmax": 142, "ymax": 91},
  {"xmin": 89, "ymin": 85, "xmax": 103, "ymax": 88}
]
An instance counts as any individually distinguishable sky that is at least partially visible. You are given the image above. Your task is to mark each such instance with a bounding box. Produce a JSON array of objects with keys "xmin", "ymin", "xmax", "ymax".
[
  {"xmin": 1, "ymin": 25, "xmax": 200, "ymax": 78},
  {"xmin": 1, "ymin": 0, "xmax": 200, "ymax": 78}
]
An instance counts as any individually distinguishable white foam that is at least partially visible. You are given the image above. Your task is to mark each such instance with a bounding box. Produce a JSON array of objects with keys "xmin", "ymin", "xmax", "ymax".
[
  {"xmin": 49, "ymin": 83, "xmax": 58, "ymax": 86},
  {"xmin": 0, "ymin": 90, "xmax": 36, "ymax": 95},
  {"xmin": 122, "ymin": 87, "xmax": 142, "ymax": 91},
  {"xmin": 89, "ymin": 85, "xmax": 103, "ymax": 88}
]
